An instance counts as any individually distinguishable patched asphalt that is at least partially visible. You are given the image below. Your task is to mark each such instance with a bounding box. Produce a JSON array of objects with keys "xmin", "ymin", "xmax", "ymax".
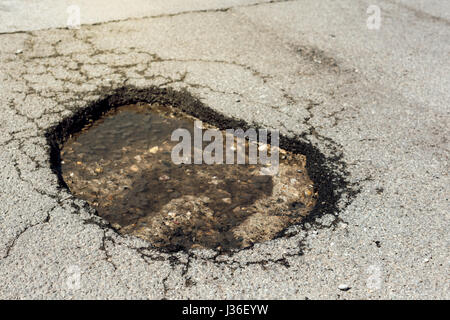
[{"xmin": 0, "ymin": 0, "xmax": 448, "ymax": 299}]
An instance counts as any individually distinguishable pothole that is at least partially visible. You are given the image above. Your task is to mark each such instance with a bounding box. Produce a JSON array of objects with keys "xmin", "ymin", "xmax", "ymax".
[
  {"xmin": 46, "ymin": 86, "xmax": 355, "ymax": 254},
  {"xmin": 59, "ymin": 101, "xmax": 317, "ymax": 251}
]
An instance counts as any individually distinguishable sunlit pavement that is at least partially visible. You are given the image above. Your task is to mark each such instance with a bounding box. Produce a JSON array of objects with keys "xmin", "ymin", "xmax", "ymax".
[{"xmin": 0, "ymin": 0, "xmax": 448, "ymax": 299}]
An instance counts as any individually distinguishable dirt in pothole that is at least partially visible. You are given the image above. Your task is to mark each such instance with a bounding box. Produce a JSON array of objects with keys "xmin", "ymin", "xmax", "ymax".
[{"xmin": 60, "ymin": 103, "xmax": 317, "ymax": 251}]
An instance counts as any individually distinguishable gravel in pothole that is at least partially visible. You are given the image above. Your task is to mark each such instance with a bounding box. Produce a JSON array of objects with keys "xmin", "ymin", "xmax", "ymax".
[{"xmin": 60, "ymin": 103, "xmax": 317, "ymax": 250}]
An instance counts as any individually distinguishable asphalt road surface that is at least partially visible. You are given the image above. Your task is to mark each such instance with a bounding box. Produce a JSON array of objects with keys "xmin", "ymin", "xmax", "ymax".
[{"xmin": 0, "ymin": 0, "xmax": 448, "ymax": 299}]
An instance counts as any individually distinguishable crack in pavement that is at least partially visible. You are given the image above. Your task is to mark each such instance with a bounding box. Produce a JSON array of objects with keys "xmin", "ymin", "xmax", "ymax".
[
  {"xmin": 2, "ymin": 211, "xmax": 51, "ymax": 260},
  {"xmin": 0, "ymin": 0, "xmax": 301, "ymax": 35}
]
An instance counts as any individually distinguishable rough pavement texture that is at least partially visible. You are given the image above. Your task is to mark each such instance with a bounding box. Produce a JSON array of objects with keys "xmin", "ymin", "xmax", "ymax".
[{"xmin": 0, "ymin": 0, "xmax": 448, "ymax": 299}]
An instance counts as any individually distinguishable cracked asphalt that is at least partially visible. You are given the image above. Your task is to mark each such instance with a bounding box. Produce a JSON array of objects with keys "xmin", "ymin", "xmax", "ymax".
[{"xmin": 0, "ymin": 0, "xmax": 449, "ymax": 299}]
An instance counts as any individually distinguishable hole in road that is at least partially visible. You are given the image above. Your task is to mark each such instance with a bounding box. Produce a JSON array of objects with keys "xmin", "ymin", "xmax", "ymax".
[{"xmin": 59, "ymin": 102, "xmax": 317, "ymax": 251}]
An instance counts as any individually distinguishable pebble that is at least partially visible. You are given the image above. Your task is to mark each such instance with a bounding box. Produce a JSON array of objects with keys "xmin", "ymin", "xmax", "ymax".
[
  {"xmin": 258, "ymin": 144, "xmax": 268, "ymax": 151},
  {"xmin": 338, "ymin": 284, "xmax": 351, "ymax": 291},
  {"xmin": 112, "ymin": 223, "xmax": 121, "ymax": 230},
  {"xmin": 222, "ymin": 198, "xmax": 232, "ymax": 204},
  {"xmin": 130, "ymin": 165, "xmax": 139, "ymax": 172},
  {"xmin": 149, "ymin": 146, "xmax": 159, "ymax": 154},
  {"xmin": 159, "ymin": 175, "xmax": 170, "ymax": 181}
]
